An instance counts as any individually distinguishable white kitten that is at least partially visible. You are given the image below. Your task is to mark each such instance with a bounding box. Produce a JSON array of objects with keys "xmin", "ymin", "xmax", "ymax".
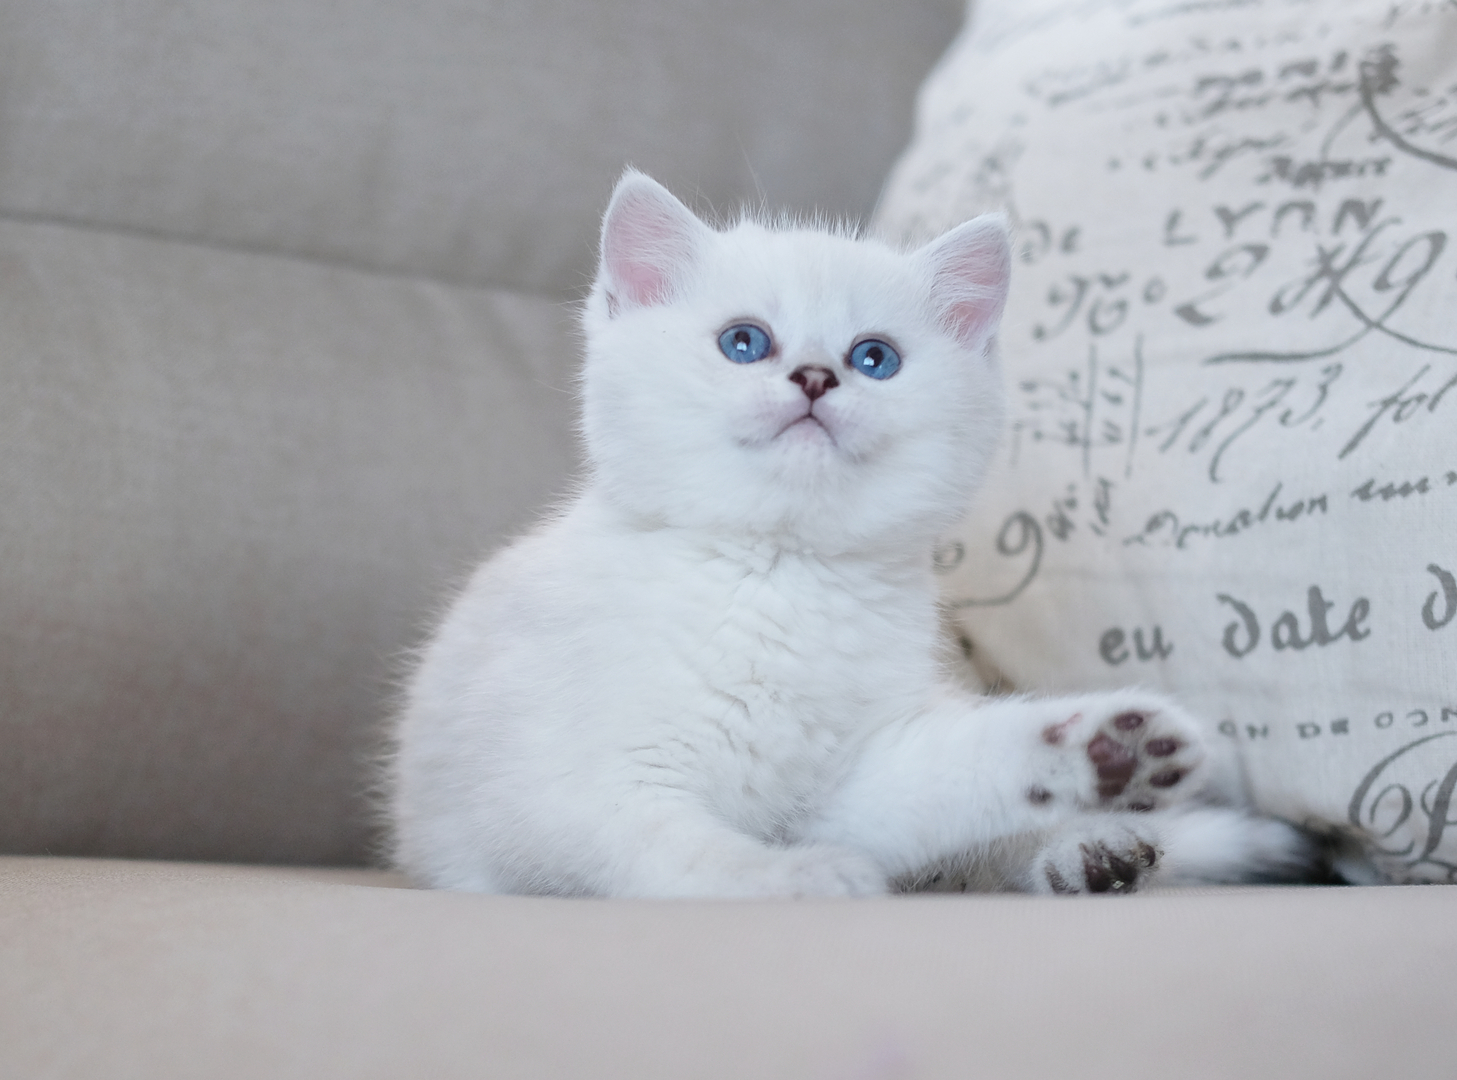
[{"xmin": 389, "ymin": 171, "xmax": 1308, "ymax": 897}]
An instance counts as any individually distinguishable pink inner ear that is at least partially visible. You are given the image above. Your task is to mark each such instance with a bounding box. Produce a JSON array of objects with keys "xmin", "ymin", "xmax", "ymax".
[
  {"xmin": 924, "ymin": 218, "xmax": 1012, "ymax": 346},
  {"xmin": 602, "ymin": 180, "xmax": 702, "ymax": 309}
]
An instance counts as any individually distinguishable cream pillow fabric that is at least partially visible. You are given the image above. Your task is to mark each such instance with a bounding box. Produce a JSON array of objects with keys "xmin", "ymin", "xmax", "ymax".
[{"xmin": 878, "ymin": 0, "xmax": 1457, "ymax": 882}]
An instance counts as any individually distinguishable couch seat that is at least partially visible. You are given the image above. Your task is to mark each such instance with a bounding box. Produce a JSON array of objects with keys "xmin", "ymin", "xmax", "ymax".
[{"xmin": 2, "ymin": 856, "xmax": 1451, "ymax": 1078}]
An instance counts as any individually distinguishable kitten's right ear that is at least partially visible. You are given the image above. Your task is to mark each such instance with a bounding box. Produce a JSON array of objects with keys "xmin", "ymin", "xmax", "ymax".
[
  {"xmin": 914, "ymin": 213, "xmax": 1012, "ymax": 348},
  {"xmin": 599, "ymin": 170, "xmax": 708, "ymax": 314}
]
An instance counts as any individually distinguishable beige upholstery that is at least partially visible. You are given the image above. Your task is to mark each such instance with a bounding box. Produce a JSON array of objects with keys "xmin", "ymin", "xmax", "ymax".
[
  {"xmin": 5, "ymin": 857, "xmax": 1454, "ymax": 1080},
  {"xmin": 0, "ymin": 218, "xmax": 578, "ymax": 863},
  {"xmin": 0, "ymin": 0, "xmax": 957, "ymax": 294}
]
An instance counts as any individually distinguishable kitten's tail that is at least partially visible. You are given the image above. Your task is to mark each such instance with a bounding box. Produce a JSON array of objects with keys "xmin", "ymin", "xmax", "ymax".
[{"xmin": 1152, "ymin": 805, "xmax": 1326, "ymax": 886}]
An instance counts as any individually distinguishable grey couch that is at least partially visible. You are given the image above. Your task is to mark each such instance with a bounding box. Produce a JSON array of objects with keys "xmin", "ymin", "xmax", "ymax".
[{"xmin": 1, "ymin": 2, "xmax": 1452, "ymax": 1077}]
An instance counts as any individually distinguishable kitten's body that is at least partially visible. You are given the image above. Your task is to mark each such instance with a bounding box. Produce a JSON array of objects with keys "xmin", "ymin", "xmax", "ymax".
[
  {"xmin": 390, "ymin": 172, "xmax": 1307, "ymax": 897},
  {"xmin": 398, "ymin": 497, "xmax": 925, "ymax": 894}
]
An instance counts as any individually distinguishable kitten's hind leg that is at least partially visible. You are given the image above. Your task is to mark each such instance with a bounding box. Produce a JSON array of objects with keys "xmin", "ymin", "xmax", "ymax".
[
  {"xmin": 898, "ymin": 806, "xmax": 1322, "ymax": 894},
  {"xmin": 1152, "ymin": 805, "xmax": 1322, "ymax": 885},
  {"xmin": 1023, "ymin": 806, "xmax": 1321, "ymax": 892},
  {"xmin": 897, "ymin": 815, "xmax": 1164, "ymax": 895}
]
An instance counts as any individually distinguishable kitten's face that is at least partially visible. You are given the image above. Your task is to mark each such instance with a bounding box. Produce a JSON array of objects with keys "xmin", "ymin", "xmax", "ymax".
[{"xmin": 581, "ymin": 172, "xmax": 1009, "ymax": 552}]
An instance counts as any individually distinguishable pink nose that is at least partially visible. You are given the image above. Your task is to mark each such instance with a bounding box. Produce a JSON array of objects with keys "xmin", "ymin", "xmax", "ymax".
[{"xmin": 789, "ymin": 365, "xmax": 839, "ymax": 401}]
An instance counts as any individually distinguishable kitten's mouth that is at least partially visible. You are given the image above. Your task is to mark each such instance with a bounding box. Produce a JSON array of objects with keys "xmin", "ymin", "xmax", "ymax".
[{"xmin": 776, "ymin": 412, "xmax": 837, "ymax": 446}]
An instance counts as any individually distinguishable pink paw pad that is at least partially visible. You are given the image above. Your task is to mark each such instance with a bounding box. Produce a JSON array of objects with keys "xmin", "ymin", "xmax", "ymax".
[
  {"xmin": 1087, "ymin": 733, "xmax": 1138, "ymax": 799},
  {"xmin": 1041, "ymin": 713, "xmax": 1083, "ymax": 746},
  {"xmin": 1080, "ymin": 707, "xmax": 1197, "ymax": 808}
]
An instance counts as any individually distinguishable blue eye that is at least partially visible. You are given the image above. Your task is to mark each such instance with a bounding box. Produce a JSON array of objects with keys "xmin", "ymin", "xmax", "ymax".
[
  {"xmin": 718, "ymin": 323, "xmax": 772, "ymax": 363},
  {"xmin": 849, "ymin": 339, "xmax": 901, "ymax": 380}
]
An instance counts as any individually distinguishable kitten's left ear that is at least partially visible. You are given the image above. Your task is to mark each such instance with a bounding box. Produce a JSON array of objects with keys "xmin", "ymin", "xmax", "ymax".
[
  {"xmin": 914, "ymin": 214, "xmax": 1012, "ymax": 348},
  {"xmin": 599, "ymin": 170, "xmax": 710, "ymax": 313}
]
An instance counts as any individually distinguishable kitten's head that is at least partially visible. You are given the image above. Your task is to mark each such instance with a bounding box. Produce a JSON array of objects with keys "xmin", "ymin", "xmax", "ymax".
[{"xmin": 581, "ymin": 170, "xmax": 1009, "ymax": 553}]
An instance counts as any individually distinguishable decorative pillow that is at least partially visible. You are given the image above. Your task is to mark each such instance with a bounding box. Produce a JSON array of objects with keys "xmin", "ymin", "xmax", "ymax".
[{"xmin": 877, "ymin": 0, "xmax": 1457, "ymax": 882}]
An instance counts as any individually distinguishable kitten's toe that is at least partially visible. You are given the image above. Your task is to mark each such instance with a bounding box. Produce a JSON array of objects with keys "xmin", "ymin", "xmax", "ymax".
[{"xmin": 1032, "ymin": 818, "xmax": 1160, "ymax": 896}]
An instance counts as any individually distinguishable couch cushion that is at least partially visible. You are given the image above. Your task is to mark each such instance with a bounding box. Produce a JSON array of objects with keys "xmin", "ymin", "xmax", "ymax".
[
  {"xmin": 1, "ymin": 857, "xmax": 1452, "ymax": 1080},
  {"xmin": 877, "ymin": 0, "xmax": 1457, "ymax": 881},
  {"xmin": 0, "ymin": 219, "xmax": 578, "ymax": 864},
  {"xmin": 0, "ymin": 0, "xmax": 963, "ymax": 294}
]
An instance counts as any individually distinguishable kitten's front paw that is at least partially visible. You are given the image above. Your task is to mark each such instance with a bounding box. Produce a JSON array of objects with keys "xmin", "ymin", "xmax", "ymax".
[
  {"xmin": 632, "ymin": 839, "xmax": 886, "ymax": 899},
  {"xmin": 1031, "ymin": 693, "xmax": 1206, "ymax": 813},
  {"xmin": 705, "ymin": 844, "xmax": 886, "ymax": 899},
  {"xmin": 766, "ymin": 846, "xmax": 887, "ymax": 898},
  {"xmin": 1031, "ymin": 818, "xmax": 1161, "ymax": 895}
]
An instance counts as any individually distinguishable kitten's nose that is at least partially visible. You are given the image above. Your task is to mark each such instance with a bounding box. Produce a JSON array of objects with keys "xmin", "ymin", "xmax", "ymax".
[{"xmin": 789, "ymin": 365, "xmax": 839, "ymax": 401}]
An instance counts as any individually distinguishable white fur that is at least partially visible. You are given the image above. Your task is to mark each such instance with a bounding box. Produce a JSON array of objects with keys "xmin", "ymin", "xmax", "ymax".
[{"xmin": 388, "ymin": 171, "xmax": 1307, "ymax": 897}]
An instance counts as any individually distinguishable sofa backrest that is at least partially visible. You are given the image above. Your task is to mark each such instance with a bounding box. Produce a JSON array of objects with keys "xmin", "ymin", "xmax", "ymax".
[
  {"xmin": 0, "ymin": 0, "xmax": 964, "ymax": 865},
  {"xmin": 0, "ymin": 0, "xmax": 963, "ymax": 296}
]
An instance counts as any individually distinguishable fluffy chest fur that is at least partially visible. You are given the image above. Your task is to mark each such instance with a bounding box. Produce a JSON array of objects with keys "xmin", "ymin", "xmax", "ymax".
[
  {"xmin": 619, "ymin": 528, "xmax": 938, "ymax": 838},
  {"xmin": 454, "ymin": 501, "xmax": 941, "ymax": 843}
]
